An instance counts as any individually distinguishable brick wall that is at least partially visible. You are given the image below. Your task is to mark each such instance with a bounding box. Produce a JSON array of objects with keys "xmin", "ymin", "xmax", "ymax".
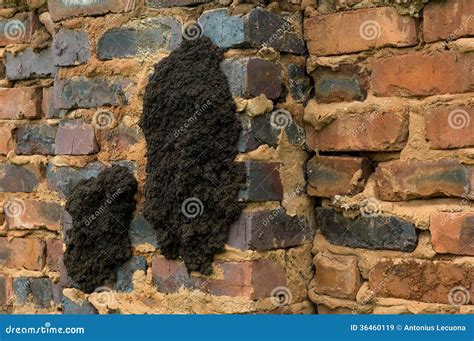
[{"xmin": 0, "ymin": 0, "xmax": 472, "ymax": 315}]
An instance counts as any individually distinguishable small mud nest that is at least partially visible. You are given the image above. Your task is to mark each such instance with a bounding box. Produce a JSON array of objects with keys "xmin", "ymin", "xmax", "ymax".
[
  {"xmin": 140, "ymin": 36, "xmax": 243, "ymax": 275},
  {"xmin": 63, "ymin": 165, "xmax": 138, "ymax": 293}
]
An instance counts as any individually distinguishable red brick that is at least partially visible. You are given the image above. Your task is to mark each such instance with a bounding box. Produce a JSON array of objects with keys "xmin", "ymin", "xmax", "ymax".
[
  {"xmin": 46, "ymin": 239, "xmax": 63, "ymax": 272},
  {"xmin": 0, "ymin": 164, "xmax": 41, "ymax": 193},
  {"xmin": 0, "ymin": 87, "xmax": 42, "ymax": 119},
  {"xmin": 5, "ymin": 199, "xmax": 62, "ymax": 231},
  {"xmin": 313, "ymin": 253, "xmax": 362, "ymax": 299},
  {"xmin": 304, "ymin": 7, "xmax": 417, "ymax": 56},
  {"xmin": 48, "ymin": 0, "xmax": 134, "ymax": 21},
  {"xmin": 0, "ymin": 276, "xmax": 13, "ymax": 305},
  {"xmin": 0, "ymin": 237, "xmax": 45, "ymax": 270},
  {"xmin": 371, "ymin": 51, "xmax": 473, "ymax": 97},
  {"xmin": 0, "ymin": 126, "xmax": 12, "ymax": 155},
  {"xmin": 424, "ymin": 0, "xmax": 474, "ymax": 43},
  {"xmin": 0, "ymin": 13, "xmax": 40, "ymax": 46},
  {"xmin": 430, "ymin": 212, "xmax": 474, "ymax": 256},
  {"xmin": 307, "ymin": 156, "xmax": 372, "ymax": 197},
  {"xmin": 369, "ymin": 259, "xmax": 474, "ymax": 304},
  {"xmin": 424, "ymin": 105, "xmax": 474, "ymax": 149},
  {"xmin": 305, "ymin": 111, "xmax": 408, "ymax": 152},
  {"xmin": 55, "ymin": 119, "xmax": 99, "ymax": 155},
  {"xmin": 375, "ymin": 158, "xmax": 471, "ymax": 201}
]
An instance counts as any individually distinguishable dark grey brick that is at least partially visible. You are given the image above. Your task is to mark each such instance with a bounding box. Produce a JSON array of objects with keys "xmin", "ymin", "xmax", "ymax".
[
  {"xmin": 5, "ymin": 47, "xmax": 57, "ymax": 80},
  {"xmin": 316, "ymin": 208, "xmax": 418, "ymax": 252},
  {"xmin": 287, "ymin": 64, "xmax": 311, "ymax": 103},
  {"xmin": 62, "ymin": 296, "xmax": 97, "ymax": 314},
  {"xmin": 13, "ymin": 277, "xmax": 31, "ymax": 304},
  {"xmin": 15, "ymin": 125, "xmax": 57, "ymax": 155},
  {"xmin": 0, "ymin": 164, "xmax": 39, "ymax": 193},
  {"xmin": 30, "ymin": 278, "xmax": 53, "ymax": 308},
  {"xmin": 238, "ymin": 161, "xmax": 283, "ymax": 202},
  {"xmin": 53, "ymin": 29, "xmax": 90, "ymax": 66}
]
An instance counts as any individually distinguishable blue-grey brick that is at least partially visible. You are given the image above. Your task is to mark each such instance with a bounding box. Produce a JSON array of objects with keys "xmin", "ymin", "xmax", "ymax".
[
  {"xmin": 15, "ymin": 125, "xmax": 57, "ymax": 155},
  {"xmin": 5, "ymin": 47, "xmax": 57, "ymax": 80},
  {"xmin": 220, "ymin": 58, "xmax": 246, "ymax": 97},
  {"xmin": 30, "ymin": 278, "xmax": 53, "ymax": 308},
  {"xmin": 13, "ymin": 277, "xmax": 31, "ymax": 304},
  {"xmin": 146, "ymin": 0, "xmax": 212, "ymax": 8},
  {"xmin": 53, "ymin": 29, "xmax": 90, "ymax": 66},
  {"xmin": 62, "ymin": 296, "xmax": 97, "ymax": 314},
  {"xmin": 199, "ymin": 9, "xmax": 245, "ymax": 48},
  {"xmin": 116, "ymin": 256, "xmax": 147, "ymax": 293},
  {"xmin": 54, "ymin": 75, "xmax": 131, "ymax": 109},
  {"xmin": 97, "ymin": 17, "xmax": 182, "ymax": 60},
  {"xmin": 130, "ymin": 215, "xmax": 158, "ymax": 248},
  {"xmin": 287, "ymin": 64, "xmax": 311, "ymax": 103},
  {"xmin": 316, "ymin": 208, "xmax": 418, "ymax": 252},
  {"xmin": 238, "ymin": 161, "xmax": 283, "ymax": 202}
]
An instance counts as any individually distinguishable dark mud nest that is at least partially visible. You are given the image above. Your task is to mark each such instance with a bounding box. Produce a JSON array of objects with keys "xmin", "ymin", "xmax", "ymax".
[
  {"xmin": 63, "ymin": 165, "xmax": 138, "ymax": 293},
  {"xmin": 140, "ymin": 36, "xmax": 243, "ymax": 275}
]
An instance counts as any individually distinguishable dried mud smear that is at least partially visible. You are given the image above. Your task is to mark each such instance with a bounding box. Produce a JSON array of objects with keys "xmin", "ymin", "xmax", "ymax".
[
  {"xmin": 140, "ymin": 37, "xmax": 243, "ymax": 275},
  {"xmin": 64, "ymin": 165, "xmax": 138, "ymax": 293}
]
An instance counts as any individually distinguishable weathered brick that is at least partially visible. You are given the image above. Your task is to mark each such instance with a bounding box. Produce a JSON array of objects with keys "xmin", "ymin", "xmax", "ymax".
[
  {"xmin": 116, "ymin": 256, "xmax": 147, "ymax": 292},
  {"xmin": 46, "ymin": 238, "xmax": 63, "ymax": 271},
  {"xmin": 55, "ymin": 119, "xmax": 99, "ymax": 155},
  {"xmin": 42, "ymin": 87, "xmax": 67, "ymax": 119},
  {"xmin": 0, "ymin": 12, "xmax": 39, "ymax": 46},
  {"xmin": 312, "ymin": 65, "xmax": 368, "ymax": 103},
  {"xmin": 371, "ymin": 51, "xmax": 473, "ymax": 97},
  {"xmin": 0, "ymin": 126, "xmax": 12, "ymax": 155},
  {"xmin": 48, "ymin": 0, "xmax": 134, "ymax": 21},
  {"xmin": 61, "ymin": 296, "xmax": 97, "ymax": 314},
  {"xmin": 287, "ymin": 64, "xmax": 311, "ymax": 103},
  {"xmin": 238, "ymin": 161, "xmax": 283, "ymax": 202},
  {"xmin": 304, "ymin": 7, "xmax": 417, "ymax": 56},
  {"xmin": 375, "ymin": 159, "xmax": 471, "ymax": 201},
  {"xmin": 146, "ymin": 0, "xmax": 212, "ymax": 8},
  {"xmin": 221, "ymin": 57, "xmax": 282, "ymax": 100},
  {"xmin": 130, "ymin": 215, "xmax": 158, "ymax": 249},
  {"xmin": 424, "ymin": 105, "xmax": 474, "ymax": 149},
  {"xmin": 15, "ymin": 125, "xmax": 57, "ymax": 155},
  {"xmin": 0, "ymin": 237, "xmax": 45, "ymax": 270},
  {"xmin": 54, "ymin": 75, "xmax": 131, "ymax": 109},
  {"xmin": 30, "ymin": 278, "xmax": 53, "ymax": 308},
  {"xmin": 246, "ymin": 8, "xmax": 305, "ymax": 54},
  {"xmin": 227, "ymin": 208, "xmax": 314, "ymax": 251},
  {"xmin": 0, "ymin": 164, "xmax": 40, "ymax": 193},
  {"xmin": 152, "ymin": 257, "xmax": 198, "ymax": 293},
  {"xmin": 97, "ymin": 17, "xmax": 182, "ymax": 60},
  {"xmin": 305, "ymin": 109, "xmax": 408, "ymax": 152},
  {"xmin": 53, "ymin": 29, "xmax": 90, "ymax": 66},
  {"xmin": 316, "ymin": 208, "xmax": 418, "ymax": 252},
  {"xmin": 46, "ymin": 162, "xmax": 106, "ymax": 198},
  {"xmin": 13, "ymin": 277, "xmax": 30, "ymax": 304},
  {"xmin": 0, "ymin": 87, "xmax": 42, "ymax": 120},
  {"xmin": 307, "ymin": 156, "xmax": 372, "ymax": 197},
  {"xmin": 430, "ymin": 212, "xmax": 474, "ymax": 256},
  {"xmin": 313, "ymin": 253, "xmax": 362, "ymax": 299},
  {"xmin": 423, "ymin": 0, "xmax": 474, "ymax": 43},
  {"xmin": 101, "ymin": 124, "xmax": 140, "ymax": 154},
  {"xmin": 0, "ymin": 276, "xmax": 13, "ymax": 305},
  {"xmin": 5, "ymin": 47, "xmax": 57, "ymax": 80},
  {"xmin": 369, "ymin": 259, "xmax": 474, "ymax": 304},
  {"xmin": 199, "ymin": 9, "xmax": 246, "ymax": 49},
  {"xmin": 5, "ymin": 199, "xmax": 62, "ymax": 231}
]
